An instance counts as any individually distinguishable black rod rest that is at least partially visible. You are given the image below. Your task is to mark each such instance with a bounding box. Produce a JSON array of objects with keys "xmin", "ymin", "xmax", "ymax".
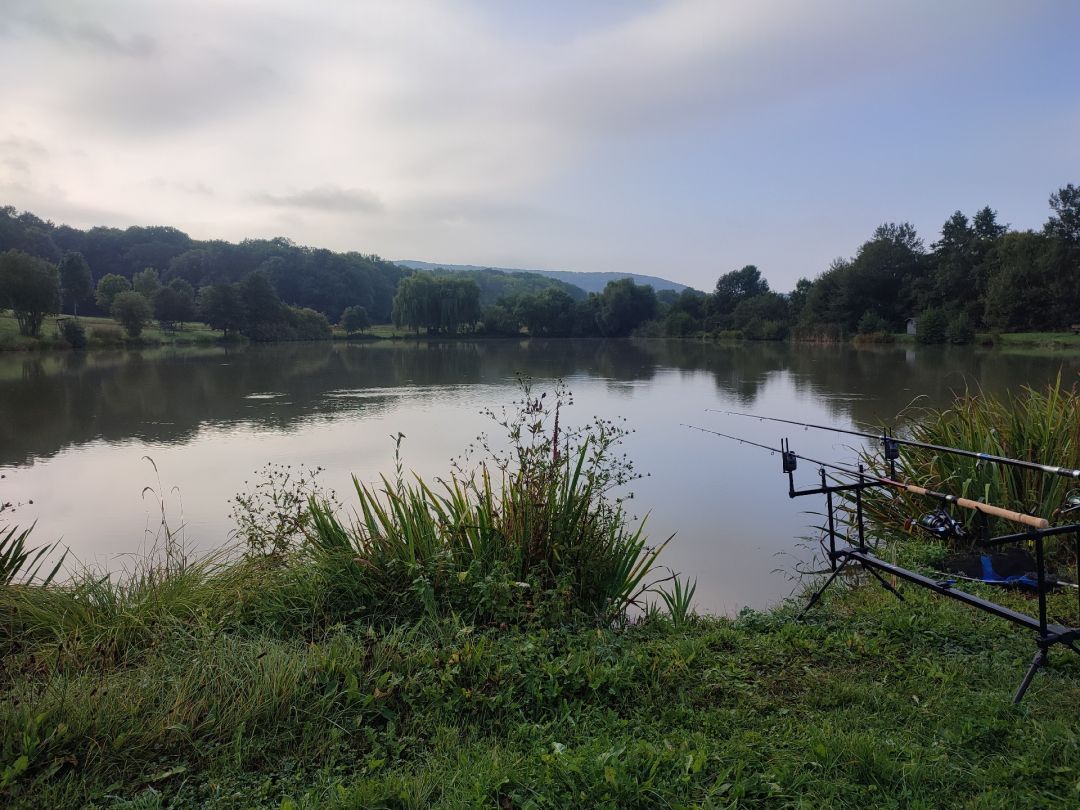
[{"xmin": 782, "ymin": 438, "xmax": 1080, "ymax": 704}]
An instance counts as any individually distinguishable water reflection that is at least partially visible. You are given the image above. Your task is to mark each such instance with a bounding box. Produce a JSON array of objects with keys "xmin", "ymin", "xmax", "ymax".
[{"xmin": 3, "ymin": 341, "xmax": 1077, "ymax": 468}]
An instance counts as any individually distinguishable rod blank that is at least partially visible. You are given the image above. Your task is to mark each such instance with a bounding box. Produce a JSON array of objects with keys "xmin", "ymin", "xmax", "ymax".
[{"xmin": 684, "ymin": 424, "xmax": 1050, "ymax": 529}]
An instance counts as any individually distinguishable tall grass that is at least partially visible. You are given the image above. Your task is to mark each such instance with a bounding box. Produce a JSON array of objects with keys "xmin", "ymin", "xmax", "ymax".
[
  {"xmin": 304, "ymin": 377, "xmax": 671, "ymax": 622},
  {"xmin": 308, "ymin": 442, "xmax": 668, "ymax": 623},
  {"xmin": 862, "ymin": 377, "xmax": 1080, "ymax": 564}
]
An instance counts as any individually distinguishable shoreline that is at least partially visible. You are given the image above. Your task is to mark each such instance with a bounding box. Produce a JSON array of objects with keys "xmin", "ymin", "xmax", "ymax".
[{"xmin": 6, "ymin": 328, "xmax": 1080, "ymax": 355}]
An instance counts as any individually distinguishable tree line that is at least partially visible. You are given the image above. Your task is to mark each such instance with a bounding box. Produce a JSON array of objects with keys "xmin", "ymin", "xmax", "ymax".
[
  {"xmin": 651, "ymin": 183, "xmax": 1080, "ymax": 342},
  {"xmin": 0, "ymin": 208, "xmax": 403, "ymax": 322},
  {"xmin": 0, "ymin": 249, "xmax": 336, "ymax": 344},
  {"xmin": 389, "ymin": 272, "xmax": 659, "ymax": 338},
  {"xmin": 3, "ymin": 181, "xmax": 1078, "ymax": 345}
]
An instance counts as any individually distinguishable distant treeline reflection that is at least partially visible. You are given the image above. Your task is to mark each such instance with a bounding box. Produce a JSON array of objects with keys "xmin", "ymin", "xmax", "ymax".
[{"xmin": 1, "ymin": 340, "xmax": 1078, "ymax": 467}]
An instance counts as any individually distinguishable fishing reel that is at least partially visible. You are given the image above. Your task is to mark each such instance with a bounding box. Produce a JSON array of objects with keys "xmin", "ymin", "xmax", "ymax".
[
  {"xmin": 905, "ymin": 509, "xmax": 968, "ymax": 541},
  {"xmin": 1054, "ymin": 489, "xmax": 1080, "ymax": 518}
]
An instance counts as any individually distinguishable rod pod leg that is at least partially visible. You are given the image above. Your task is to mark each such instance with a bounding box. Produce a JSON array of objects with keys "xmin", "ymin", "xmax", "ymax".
[
  {"xmin": 860, "ymin": 563, "xmax": 905, "ymax": 602},
  {"xmin": 1012, "ymin": 646, "xmax": 1048, "ymax": 704},
  {"xmin": 798, "ymin": 557, "xmax": 852, "ymax": 621}
]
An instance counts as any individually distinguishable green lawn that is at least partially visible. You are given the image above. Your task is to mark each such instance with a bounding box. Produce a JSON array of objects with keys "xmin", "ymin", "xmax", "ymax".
[
  {"xmin": 331, "ymin": 323, "xmax": 409, "ymax": 339},
  {"xmin": 0, "ymin": 311, "xmax": 224, "ymax": 350}
]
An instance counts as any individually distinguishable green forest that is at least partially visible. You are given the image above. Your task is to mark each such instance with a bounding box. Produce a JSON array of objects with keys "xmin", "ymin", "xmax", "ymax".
[{"xmin": 1, "ymin": 182, "xmax": 1078, "ymax": 345}]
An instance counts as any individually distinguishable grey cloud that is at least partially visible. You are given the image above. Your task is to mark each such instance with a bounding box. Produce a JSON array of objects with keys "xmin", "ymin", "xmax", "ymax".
[
  {"xmin": 146, "ymin": 178, "xmax": 216, "ymax": 197},
  {"xmin": 74, "ymin": 53, "xmax": 280, "ymax": 135},
  {"xmin": 3, "ymin": 157, "xmax": 32, "ymax": 175},
  {"xmin": 0, "ymin": 136, "xmax": 50, "ymax": 158},
  {"xmin": 5, "ymin": 5, "xmax": 157, "ymax": 59},
  {"xmin": 70, "ymin": 23, "xmax": 156, "ymax": 59},
  {"xmin": 255, "ymin": 186, "xmax": 383, "ymax": 214}
]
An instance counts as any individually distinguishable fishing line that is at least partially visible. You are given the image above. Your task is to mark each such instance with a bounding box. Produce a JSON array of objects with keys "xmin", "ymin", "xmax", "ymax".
[{"xmin": 713, "ymin": 409, "xmax": 1080, "ymax": 479}]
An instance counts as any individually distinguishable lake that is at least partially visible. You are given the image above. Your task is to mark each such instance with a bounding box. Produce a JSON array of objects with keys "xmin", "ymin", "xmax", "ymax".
[{"xmin": 2, "ymin": 339, "xmax": 1078, "ymax": 614}]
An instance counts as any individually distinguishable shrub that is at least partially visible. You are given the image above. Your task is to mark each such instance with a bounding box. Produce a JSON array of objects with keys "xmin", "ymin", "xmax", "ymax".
[
  {"xmin": 853, "ymin": 331, "xmax": 895, "ymax": 345},
  {"xmin": 791, "ymin": 323, "xmax": 846, "ymax": 343},
  {"xmin": 857, "ymin": 310, "xmax": 890, "ymax": 335},
  {"xmin": 743, "ymin": 318, "xmax": 788, "ymax": 341},
  {"xmin": 59, "ymin": 318, "xmax": 87, "ymax": 349},
  {"xmin": 285, "ymin": 306, "xmax": 332, "ymax": 340},
  {"xmin": 90, "ymin": 324, "xmax": 125, "ymax": 346},
  {"xmin": 916, "ymin": 308, "xmax": 948, "ymax": 344},
  {"xmin": 230, "ymin": 463, "xmax": 338, "ymax": 557},
  {"xmin": 111, "ymin": 291, "xmax": 154, "ymax": 337},
  {"xmin": 664, "ymin": 311, "xmax": 698, "ymax": 337},
  {"xmin": 947, "ymin": 313, "xmax": 975, "ymax": 344}
]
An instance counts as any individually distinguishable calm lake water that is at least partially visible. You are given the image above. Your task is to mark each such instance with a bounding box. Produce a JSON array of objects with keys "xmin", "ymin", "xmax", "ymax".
[{"xmin": 2, "ymin": 339, "xmax": 1079, "ymax": 614}]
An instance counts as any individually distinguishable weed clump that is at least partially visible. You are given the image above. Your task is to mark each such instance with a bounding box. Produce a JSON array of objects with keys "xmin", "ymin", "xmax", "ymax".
[{"xmin": 304, "ymin": 376, "xmax": 668, "ymax": 626}]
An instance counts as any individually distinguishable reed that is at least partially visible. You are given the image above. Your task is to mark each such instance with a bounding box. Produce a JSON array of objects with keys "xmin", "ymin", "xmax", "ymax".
[{"xmin": 0, "ymin": 525, "xmax": 64, "ymax": 587}]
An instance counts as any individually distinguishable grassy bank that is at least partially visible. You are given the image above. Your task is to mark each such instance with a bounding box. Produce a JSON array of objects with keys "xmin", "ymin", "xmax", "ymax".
[
  {"xmin": 1, "ymin": 548, "xmax": 1078, "ymax": 808},
  {"xmin": 9, "ymin": 309, "xmax": 1080, "ymax": 354},
  {"xmin": 989, "ymin": 332, "xmax": 1080, "ymax": 349},
  {"xmin": 0, "ymin": 312, "xmax": 226, "ymax": 351}
]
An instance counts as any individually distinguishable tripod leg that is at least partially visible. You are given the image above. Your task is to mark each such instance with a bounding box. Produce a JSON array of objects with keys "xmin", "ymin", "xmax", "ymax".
[
  {"xmin": 1012, "ymin": 647, "xmax": 1048, "ymax": 704},
  {"xmin": 797, "ymin": 557, "xmax": 852, "ymax": 621},
  {"xmin": 861, "ymin": 563, "xmax": 905, "ymax": 602}
]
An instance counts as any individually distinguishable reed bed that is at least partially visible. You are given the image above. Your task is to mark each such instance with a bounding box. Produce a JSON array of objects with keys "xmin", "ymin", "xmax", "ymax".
[{"xmin": 862, "ymin": 377, "xmax": 1080, "ymax": 565}]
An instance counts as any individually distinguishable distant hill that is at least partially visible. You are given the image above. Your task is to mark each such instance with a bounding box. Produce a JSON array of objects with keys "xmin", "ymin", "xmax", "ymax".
[{"xmin": 395, "ymin": 260, "xmax": 693, "ymax": 295}]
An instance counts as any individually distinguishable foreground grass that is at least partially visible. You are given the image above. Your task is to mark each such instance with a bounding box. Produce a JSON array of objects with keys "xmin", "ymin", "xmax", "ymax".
[{"xmin": 2, "ymin": 561, "xmax": 1078, "ymax": 809}]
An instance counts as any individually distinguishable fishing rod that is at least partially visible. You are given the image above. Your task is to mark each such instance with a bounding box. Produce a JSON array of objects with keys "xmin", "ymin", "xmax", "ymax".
[
  {"xmin": 682, "ymin": 424, "xmax": 1049, "ymax": 530},
  {"xmin": 714, "ymin": 410, "xmax": 1080, "ymax": 480}
]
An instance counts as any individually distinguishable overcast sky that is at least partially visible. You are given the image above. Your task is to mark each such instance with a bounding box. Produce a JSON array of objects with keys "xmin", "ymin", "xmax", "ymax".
[{"xmin": 2, "ymin": 1, "xmax": 1077, "ymax": 291}]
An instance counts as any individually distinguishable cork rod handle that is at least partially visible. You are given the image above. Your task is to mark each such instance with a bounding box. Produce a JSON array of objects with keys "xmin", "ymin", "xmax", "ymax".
[{"xmin": 901, "ymin": 484, "xmax": 1049, "ymax": 529}]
